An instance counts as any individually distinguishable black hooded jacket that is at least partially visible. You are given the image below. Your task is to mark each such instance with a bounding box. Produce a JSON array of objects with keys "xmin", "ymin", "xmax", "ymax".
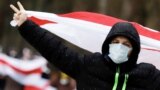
[
  {"xmin": 18, "ymin": 20, "xmax": 160, "ymax": 90},
  {"xmin": 102, "ymin": 22, "xmax": 141, "ymax": 73}
]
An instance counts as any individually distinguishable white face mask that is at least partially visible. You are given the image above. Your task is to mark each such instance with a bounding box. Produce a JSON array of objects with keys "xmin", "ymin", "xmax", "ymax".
[{"xmin": 108, "ymin": 43, "xmax": 132, "ymax": 64}]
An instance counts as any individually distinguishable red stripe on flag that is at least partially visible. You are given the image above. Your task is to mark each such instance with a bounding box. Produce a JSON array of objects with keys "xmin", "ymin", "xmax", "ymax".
[
  {"xmin": 61, "ymin": 12, "xmax": 160, "ymax": 41},
  {"xmin": 133, "ymin": 23, "xmax": 160, "ymax": 41},
  {"xmin": 29, "ymin": 12, "xmax": 160, "ymax": 41},
  {"xmin": 28, "ymin": 16, "xmax": 56, "ymax": 25},
  {"xmin": 24, "ymin": 86, "xmax": 41, "ymax": 90},
  {"xmin": 0, "ymin": 59, "xmax": 42, "ymax": 74},
  {"xmin": 142, "ymin": 48, "xmax": 160, "ymax": 52},
  {"xmin": 24, "ymin": 82, "xmax": 50, "ymax": 90},
  {"xmin": 60, "ymin": 11, "xmax": 125, "ymax": 26}
]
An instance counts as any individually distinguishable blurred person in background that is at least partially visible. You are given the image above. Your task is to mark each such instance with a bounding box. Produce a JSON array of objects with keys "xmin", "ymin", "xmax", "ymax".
[
  {"xmin": 5, "ymin": 47, "xmax": 23, "ymax": 90},
  {"xmin": 21, "ymin": 47, "xmax": 33, "ymax": 60},
  {"xmin": 50, "ymin": 70, "xmax": 76, "ymax": 90},
  {"xmin": 58, "ymin": 72, "xmax": 76, "ymax": 90},
  {"xmin": 6, "ymin": 47, "xmax": 18, "ymax": 58}
]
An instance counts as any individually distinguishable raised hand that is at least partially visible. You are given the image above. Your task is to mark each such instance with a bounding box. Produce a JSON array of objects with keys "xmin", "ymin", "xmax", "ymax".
[{"xmin": 10, "ymin": 1, "xmax": 27, "ymax": 26}]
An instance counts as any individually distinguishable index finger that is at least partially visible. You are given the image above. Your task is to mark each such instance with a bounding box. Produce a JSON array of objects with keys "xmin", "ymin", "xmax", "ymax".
[
  {"xmin": 10, "ymin": 4, "xmax": 19, "ymax": 13},
  {"xmin": 17, "ymin": 1, "xmax": 25, "ymax": 11}
]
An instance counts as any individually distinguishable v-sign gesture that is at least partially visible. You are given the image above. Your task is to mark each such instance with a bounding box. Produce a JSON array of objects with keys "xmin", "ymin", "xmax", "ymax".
[{"xmin": 10, "ymin": 1, "xmax": 27, "ymax": 26}]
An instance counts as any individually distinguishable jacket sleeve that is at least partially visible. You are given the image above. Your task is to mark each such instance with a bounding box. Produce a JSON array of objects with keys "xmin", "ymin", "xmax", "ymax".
[
  {"xmin": 154, "ymin": 69, "xmax": 160, "ymax": 89},
  {"xmin": 18, "ymin": 20, "xmax": 91, "ymax": 78}
]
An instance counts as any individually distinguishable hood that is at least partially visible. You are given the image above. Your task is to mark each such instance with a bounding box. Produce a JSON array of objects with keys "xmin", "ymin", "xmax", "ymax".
[{"xmin": 102, "ymin": 22, "xmax": 141, "ymax": 71}]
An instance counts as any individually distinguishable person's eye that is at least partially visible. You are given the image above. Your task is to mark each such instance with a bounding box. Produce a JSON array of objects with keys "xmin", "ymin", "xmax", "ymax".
[
  {"xmin": 112, "ymin": 41, "xmax": 119, "ymax": 43},
  {"xmin": 123, "ymin": 43, "xmax": 131, "ymax": 48}
]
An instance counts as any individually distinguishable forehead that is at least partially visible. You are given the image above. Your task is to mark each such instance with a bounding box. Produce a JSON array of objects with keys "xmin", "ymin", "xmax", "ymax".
[{"xmin": 112, "ymin": 36, "xmax": 130, "ymax": 42}]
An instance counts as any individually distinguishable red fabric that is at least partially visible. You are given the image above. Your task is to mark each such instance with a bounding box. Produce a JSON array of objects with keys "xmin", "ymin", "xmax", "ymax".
[
  {"xmin": 24, "ymin": 86, "xmax": 42, "ymax": 90},
  {"xmin": 0, "ymin": 59, "xmax": 42, "ymax": 74},
  {"xmin": 29, "ymin": 16, "xmax": 56, "ymax": 25},
  {"xmin": 29, "ymin": 12, "xmax": 160, "ymax": 41}
]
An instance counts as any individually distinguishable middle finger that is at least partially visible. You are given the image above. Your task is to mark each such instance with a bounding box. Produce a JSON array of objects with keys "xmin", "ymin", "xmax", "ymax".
[{"xmin": 17, "ymin": 1, "xmax": 25, "ymax": 11}]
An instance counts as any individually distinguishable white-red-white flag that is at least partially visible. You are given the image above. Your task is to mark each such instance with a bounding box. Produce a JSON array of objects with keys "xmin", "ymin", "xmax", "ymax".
[
  {"xmin": 11, "ymin": 11, "xmax": 160, "ymax": 70},
  {"xmin": 0, "ymin": 53, "xmax": 56, "ymax": 90}
]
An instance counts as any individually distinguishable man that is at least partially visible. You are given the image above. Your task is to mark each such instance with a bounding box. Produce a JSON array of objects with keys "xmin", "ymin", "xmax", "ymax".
[{"xmin": 10, "ymin": 2, "xmax": 160, "ymax": 90}]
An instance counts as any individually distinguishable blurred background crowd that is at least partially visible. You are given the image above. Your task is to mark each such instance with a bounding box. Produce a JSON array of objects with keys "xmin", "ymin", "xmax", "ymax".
[
  {"xmin": 0, "ymin": 47, "xmax": 76, "ymax": 90},
  {"xmin": 0, "ymin": 0, "xmax": 160, "ymax": 90}
]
